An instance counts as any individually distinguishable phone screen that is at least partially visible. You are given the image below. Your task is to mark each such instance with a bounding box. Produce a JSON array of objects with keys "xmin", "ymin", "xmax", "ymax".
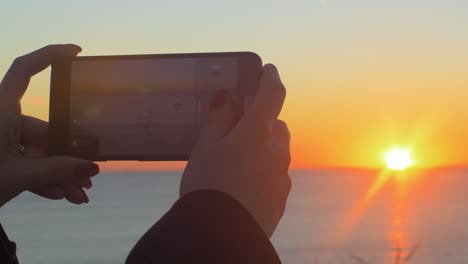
[{"xmin": 68, "ymin": 57, "xmax": 238, "ymax": 158}]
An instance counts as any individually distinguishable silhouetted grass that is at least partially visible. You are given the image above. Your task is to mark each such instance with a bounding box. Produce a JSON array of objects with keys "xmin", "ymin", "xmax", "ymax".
[{"xmin": 346, "ymin": 242, "xmax": 421, "ymax": 264}]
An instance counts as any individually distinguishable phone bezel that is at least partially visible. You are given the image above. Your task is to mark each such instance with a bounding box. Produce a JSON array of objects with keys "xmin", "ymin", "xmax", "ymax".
[{"xmin": 49, "ymin": 52, "xmax": 262, "ymax": 161}]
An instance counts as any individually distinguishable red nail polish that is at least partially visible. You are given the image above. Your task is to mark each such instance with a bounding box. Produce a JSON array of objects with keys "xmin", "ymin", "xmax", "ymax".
[
  {"xmin": 209, "ymin": 90, "xmax": 227, "ymax": 111},
  {"xmin": 84, "ymin": 181, "xmax": 93, "ymax": 190}
]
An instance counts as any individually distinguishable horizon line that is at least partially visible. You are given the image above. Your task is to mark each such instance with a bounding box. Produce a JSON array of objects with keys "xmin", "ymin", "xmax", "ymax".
[{"xmin": 98, "ymin": 164, "xmax": 468, "ymax": 173}]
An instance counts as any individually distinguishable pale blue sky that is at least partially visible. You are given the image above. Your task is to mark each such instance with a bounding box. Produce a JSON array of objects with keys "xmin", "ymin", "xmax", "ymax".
[{"xmin": 2, "ymin": 0, "xmax": 467, "ymax": 96}]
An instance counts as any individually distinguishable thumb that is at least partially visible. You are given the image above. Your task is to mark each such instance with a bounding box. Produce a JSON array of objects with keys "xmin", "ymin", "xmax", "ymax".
[
  {"xmin": 17, "ymin": 156, "xmax": 99, "ymax": 190},
  {"xmin": 197, "ymin": 90, "xmax": 237, "ymax": 143}
]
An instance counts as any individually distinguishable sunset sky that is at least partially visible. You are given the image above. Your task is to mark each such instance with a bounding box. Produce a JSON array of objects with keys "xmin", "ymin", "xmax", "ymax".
[{"xmin": 1, "ymin": 0, "xmax": 467, "ymax": 170}]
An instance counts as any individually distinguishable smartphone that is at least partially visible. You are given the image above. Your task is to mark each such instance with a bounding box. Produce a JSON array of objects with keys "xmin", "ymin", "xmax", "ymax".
[{"xmin": 49, "ymin": 52, "xmax": 262, "ymax": 161}]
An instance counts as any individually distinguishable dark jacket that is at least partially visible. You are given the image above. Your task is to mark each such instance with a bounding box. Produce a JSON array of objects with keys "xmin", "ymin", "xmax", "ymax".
[
  {"xmin": 0, "ymin": 223, "xmax": 18, "ymax": 264},
  {"xmin": 1, "ymin": 190, "xmax": 280, "ymax": 263}
]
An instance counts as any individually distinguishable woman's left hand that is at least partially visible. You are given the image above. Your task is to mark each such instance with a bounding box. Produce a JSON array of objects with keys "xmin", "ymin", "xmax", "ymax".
[{"xmin": 0, "ymin": 44, "xmax": 100, "ymax": 207}]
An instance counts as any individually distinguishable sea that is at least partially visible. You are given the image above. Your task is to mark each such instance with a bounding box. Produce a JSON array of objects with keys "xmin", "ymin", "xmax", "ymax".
[{"xmin": 1, "ymin": 169, "xmax": 468, "ymax": 264}]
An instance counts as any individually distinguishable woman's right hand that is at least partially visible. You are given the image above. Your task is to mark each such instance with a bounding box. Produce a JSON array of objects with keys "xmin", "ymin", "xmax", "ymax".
[{"xmin": 180, "ymin": 64, "xmax": 291, "ymax": 238}]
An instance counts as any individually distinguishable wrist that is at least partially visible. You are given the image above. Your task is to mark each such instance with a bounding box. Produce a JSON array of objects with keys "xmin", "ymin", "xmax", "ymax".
[{"xmin": 0, "ymin": 166, "xmax": 24, "ymax": 207}]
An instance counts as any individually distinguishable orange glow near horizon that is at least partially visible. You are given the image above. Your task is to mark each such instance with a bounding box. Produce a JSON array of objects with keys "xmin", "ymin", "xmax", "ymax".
[
  {"xmin": 98, "ymin": 161, "xmax": 187, "ymax": 172},
  {"xmin": 2, "ymin": 1, "xmax": 468, "ymax": 171},
  {"xmin": 17, "ymin": 67, "xmax": 468, "ymax": 171}
]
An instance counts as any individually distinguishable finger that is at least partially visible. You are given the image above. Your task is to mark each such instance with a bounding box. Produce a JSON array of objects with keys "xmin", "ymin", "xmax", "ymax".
[
  {"xmin": 270, "ymin": 120, "xmax": 291, "ymax": 174},
  {"xmin": 31, "ymin": 178, "xmax": 92, "ymax": 201},
  {"xmin": 64, "ymin": 185, "xmax": 89, "ymax": 204},
  {"xmin": 0, "ymin": 44, "xmax": 82, "ymax": 101},
  {"xmin": 242, "ymin": 64, "xmax": 286, "ymax": 128},
  {"xmin": 197, "ymin": 90, "xmax": 237, "ymax": 144},
  {"xmin": 31, "ymin": 186, "xmax": 66, "ymax": 200},
  {"xmin": 271, "ymin": 119, "xmax": 290, "ymax": 153},
  {"xmin": 82, "ymin": 178, "xmax": 93, "ymax": 190},
  {"xmin": 21, "ymin": 147, "xmax": 95, "ymax": 190},
  {"xmin": 15, "ymin": 156, "xmax": 99, "ymax": 191},
  {"xmin": 21, "ymin": 115, "xmax": 48, "ymax": 147}
]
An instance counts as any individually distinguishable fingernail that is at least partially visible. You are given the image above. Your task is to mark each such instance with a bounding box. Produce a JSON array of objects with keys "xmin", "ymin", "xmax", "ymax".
[
  {"xmin": 84, "ymin": 180, "xmax": 93, "ymax": 190},
  {"xmin": 80, "ymin": 189, "xmax": 90, "ymax": 204},
  {"xmin": 76, "ymin": 163, "xmax": 100, "ymax": 178},
  {"xmin": 70, "ymin": 44, "xmax": 82, "ymax": 53},
  {"xmin": 265, "ymin": 64, "xmax": 279, "ymax": 78},
  {"xmin": 209, "ymin": 90, "xmax": 227, "ymax": 111},
  {"xmin": 266, "ymin": 63, "xmax": 277, "ymax": 71}
]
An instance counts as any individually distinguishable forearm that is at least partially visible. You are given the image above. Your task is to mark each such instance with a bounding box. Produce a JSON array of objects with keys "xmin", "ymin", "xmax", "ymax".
[
  {"xmin": 0, "ymin": 181, "xmax": 21, "ymax": 208},
  {"xmin": 126, "ymin": 190, "xmax": 281, "ymax": 264},
  {"xmin": 0, "ymin": 224, "xmax": 18, "ymax": 264},
  {"xmin": 0, "ymin": 169, "xmax": 22, "ymax": 208}
]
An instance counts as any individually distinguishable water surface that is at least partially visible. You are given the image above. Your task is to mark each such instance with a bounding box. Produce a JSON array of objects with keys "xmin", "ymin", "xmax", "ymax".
[{"xmin": 1, "ymin": 169, "xmax": 467, "ymax": 263}]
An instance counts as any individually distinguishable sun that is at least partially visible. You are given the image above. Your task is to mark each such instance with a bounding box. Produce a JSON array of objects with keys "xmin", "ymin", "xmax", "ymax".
[{"xmin": 384, "ymin": 148, "xmax": 413, "ymax": 170}]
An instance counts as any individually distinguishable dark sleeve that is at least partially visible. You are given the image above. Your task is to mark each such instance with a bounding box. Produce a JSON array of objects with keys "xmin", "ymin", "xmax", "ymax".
[
  {"xmin": 125, "ymin": 190, "xmax": 281, "ymax": 264},
  {"xmin": 0, "ymin": 224, "xmax": 18, "ymax": 264}
]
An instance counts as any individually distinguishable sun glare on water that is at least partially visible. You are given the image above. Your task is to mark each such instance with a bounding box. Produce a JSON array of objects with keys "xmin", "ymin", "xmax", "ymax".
[{"xmin": 384, "ymin": 148, "xmax": 413, "ymax": 171}]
